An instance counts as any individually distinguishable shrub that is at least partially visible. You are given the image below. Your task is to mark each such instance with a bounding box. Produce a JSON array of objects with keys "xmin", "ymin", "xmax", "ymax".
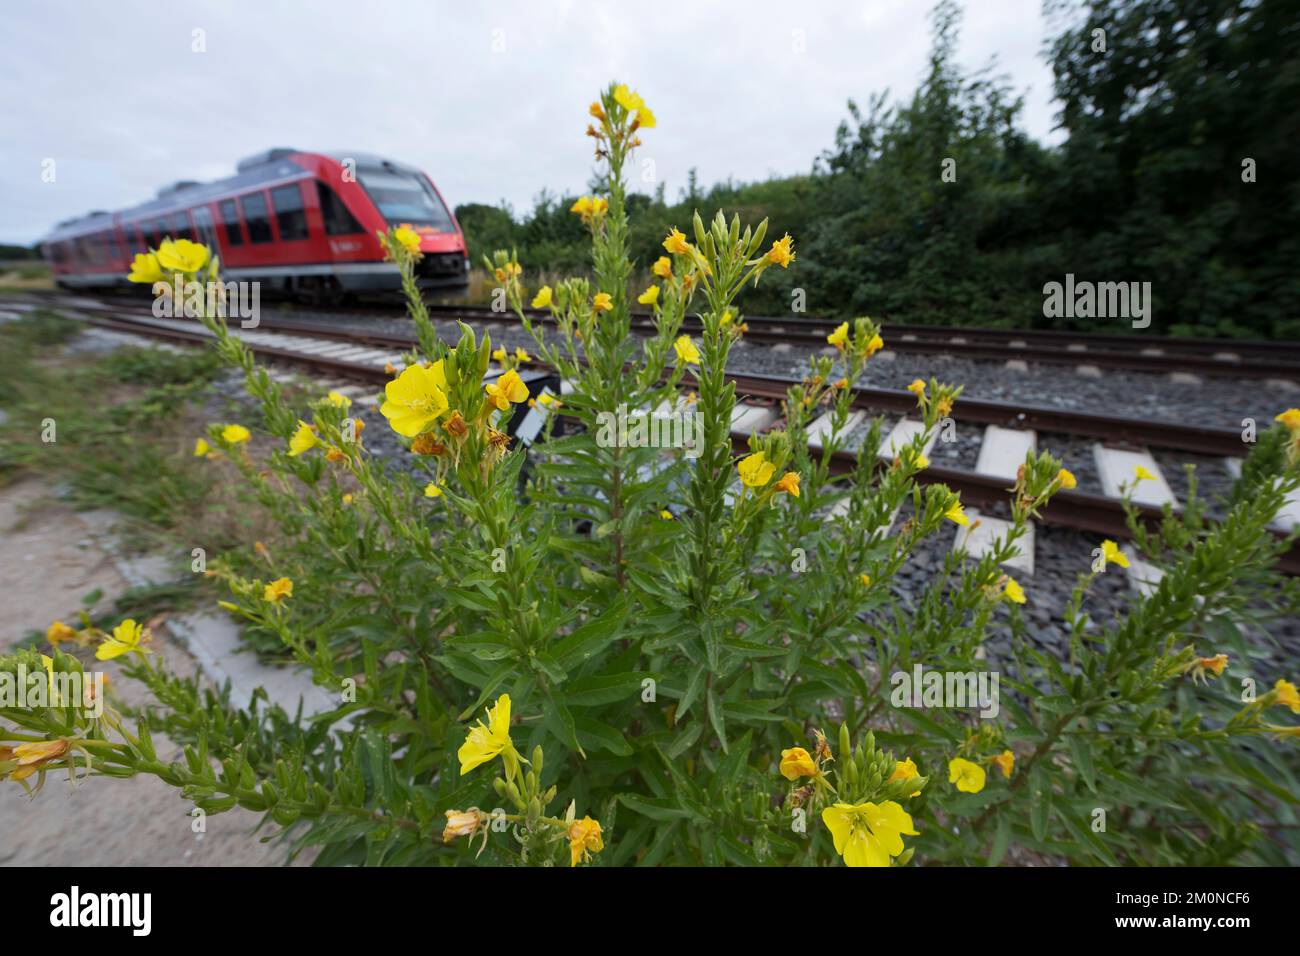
[{"xmin": 4, "ymin": 83, "xmax": 1299, "ymax": 867}]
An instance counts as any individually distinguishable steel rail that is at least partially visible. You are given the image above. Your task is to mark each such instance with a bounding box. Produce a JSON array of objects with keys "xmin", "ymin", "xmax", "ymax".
[{"xmin": 72, "ymin": 308, "xmax": 1300, "ymax": 575}]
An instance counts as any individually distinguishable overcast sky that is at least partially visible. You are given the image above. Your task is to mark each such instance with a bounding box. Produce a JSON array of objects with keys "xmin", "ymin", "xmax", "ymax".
[{"xmin": 0, "ymin": 0, "xmax": 1064, "ymax": 245}]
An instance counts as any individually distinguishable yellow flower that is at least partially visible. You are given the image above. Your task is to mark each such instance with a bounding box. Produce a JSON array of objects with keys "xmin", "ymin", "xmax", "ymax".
[
  {"xmin": 127, "ymin": 252, "xmax": 163, "ymax": 284},
  {"xmin": 944, "ymin": 501, "xmax": 969, "ymax": 526},
  {"xmin": 660, "ymin": 509, "xmax": 674, "ymax": 520},
  {"xmin": 912, "ymin": 454, "xmax": 930, "ymax": 471},
  {"xmin": 485, "ymin": 368, "xmax": 530, "ymax": 411},
  {"xmin": 864, "ymin": 332, "xmax": 884, "ymax": 355},
  {"xmin": 393, "ymin": 225, "xmax": 422, "ymax": 256},
  {"xmin": 287, "ymin": 420, "xmax": 321, "ymax": 457},
  {"xmin": 568, "ymin": 816, "xmax": 604, "ymax": 867},
  {"xmin": 221, "ymin": 424, "xmax": 251, "ymax": 444},
  {"xmin": 1002, "ymin": 576, "xmax": 1026, "ymax": 604},
  {"xmin": 779, "ymin": 746, "xmax": 817, "ymax": 780},
  {"xmin": 637, "ymin": 284, "xmax": 660, "ymax": 306},
  {"xmin": 96, "ymin": 618, "xmax": 148, "ymax": 660},
  {"xmin": 510, "ymin": 348, "xmax": 529, "ymax": 365},
  {"xmin": 194, "ymin": 437, "xmax": 211, "ymax": 458},
  {"xmin": 827, "ymin": 322, "xmax": 849, "ymax": 349},
  {"xmin": 380, "ymin": 361, "xmax": 449, "ymax": 437},
  {"xmin": 1275, "ymin": 409, "xmax": 1300, "ymax": 430},
  {"xmin": 1274, "ymin": 679, "xmax": 1300, "ymax": 714},
  {"xmin": 531, "ymin": 286, "xmax": 553, "ymax": 309},
  {"xmin": 442, "ymin": 809, "xmax": 482, "ymax": 844},
  {"xmin": 634, "ymin": 106, "xmax": 656, "ymax": 128},
  {"xmin": 652, "ymin": 256, "xmax": 673, "ymax": 278},
  {"xmin": 341, "ymin": 493, "xmax": 353, "ymax": 505},
  {"xmin": 766, "ymin": 234, "xmax": 795, "ymax": 268},
  {"xmin": 537, "ymin": 393, "xmax": 555, "ymax": 407},
  {"xmin": 326, "ymin": 390, "xmax": 352, "ymax": 409},
  {"xmin": 156, "ymin": 238, "xmax": 210, "ymax": 273},
  {"xmin": 948, "ymin": 757, "xmax": 986, "ymax": 793},
  {"xmin": 1101, "ymin": 539, "xmax": 1129, "ymax": 568},
  {"xmin": 663, "ymin": 227, "xmax": 691, "ymax": 255},
  {"xmin": 673, "ymin": 335, "xmax": 701, "ymax": 365},
  {"xmin": 492, "ymin": 347, "xmax": 508, "ymax": 365},
  {"xmin": 990, "ymin": 750, "xmax": 1015, "ymax": 778},
  {"xmin": 1134, "ymin": 465, "xmax": 1156, "ymax": 482},
  {"xmin": 907, "ymin": 379, "xmax": 926, "ymax": 396},
  {"xmin": 821, "ymin": 801, "xmax": 918, "ymax": 868},
  {"xmin": 773, "ymin": 471, "xmax": 801, "ymax": 498},
  {"xmin": 889, "ymin": 757, "xmax": 922, "ymax": 796},
  {"xmin": 613, "ymin": 83, "xmax": 645, "ymax": 112},
  {"xmin": 458, "ymin": 694, "xmax": 519, "ymax": 776},
  {"xmin": 46, "ymin": 620, "xmax": 77, "ymax": 646},
  {"xmin": 424, "ymin": 483, "xmax": 443, "ymax": 498},
  {"xmin": 1057, "ymin": 468, "xmax": 1077, "ymax": 490},
  {"xmin": 859, "ymin": 573, "xmax": 871, "ymax": 586},
  {"xmin": 593, "ymin": 292, "xmax": 613, "ymax": 313},
  {"xmin": 570, "ymin": 196, "xmax": 593, "ymax": 217},
  {"xmin": 737, "ymin": 451, "xmax": 776, "ymax": 488},
  {"xmin": 264, "ymin": 577, "xmax": 293, "ymax": 603}
]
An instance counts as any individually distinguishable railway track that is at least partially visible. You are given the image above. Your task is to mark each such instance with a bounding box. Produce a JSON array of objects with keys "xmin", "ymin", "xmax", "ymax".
[
  {"xmin": 30, "ymin": 290, "xmax": 1300, "ymax": 381},
  {"xmin": 15, "ymin": 296, "xmax": 1299, "ymax": 577}
]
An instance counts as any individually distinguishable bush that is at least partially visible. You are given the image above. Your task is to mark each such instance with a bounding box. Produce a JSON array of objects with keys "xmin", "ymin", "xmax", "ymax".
[{"xmin": 4, "ymin": 83, "xmax": 1299, "ymax": 867}]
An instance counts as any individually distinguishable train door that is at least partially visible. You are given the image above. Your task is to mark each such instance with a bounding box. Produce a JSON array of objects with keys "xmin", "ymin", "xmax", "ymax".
[{"xmin": 192, "ymin": 206, "xmax": 220, "ymax": 259}]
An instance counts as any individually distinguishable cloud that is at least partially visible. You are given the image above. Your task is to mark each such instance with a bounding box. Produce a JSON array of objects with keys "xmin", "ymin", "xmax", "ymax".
[{"xmin": 0, "ymin": 0, "xmax": 1058, "ymax": 244}]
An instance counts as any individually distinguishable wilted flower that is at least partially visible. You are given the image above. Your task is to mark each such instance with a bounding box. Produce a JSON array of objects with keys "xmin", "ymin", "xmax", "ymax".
[
  {"xmin": 779, "ymin": 747, "xmax": 817, "ymax": 780},
  {"xmin": 486, "ymin": 369, "xmax": 530, "ymax": 411},
  {"xmin": 568, "ymin": 816, "xmax": 604, "ymax": 866},
  {"xmin": 773, "ymin": 472, "xmax": 801, "ymax": 498},
  {"xmin": 990, "ymin": 750, "xmax": 1015, "ymax": 778}
]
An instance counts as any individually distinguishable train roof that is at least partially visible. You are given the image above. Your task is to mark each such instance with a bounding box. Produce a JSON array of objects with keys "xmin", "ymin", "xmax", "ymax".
[{"xmin": 43, "ymin": 149, "xmax": 427, "ymax": 242}]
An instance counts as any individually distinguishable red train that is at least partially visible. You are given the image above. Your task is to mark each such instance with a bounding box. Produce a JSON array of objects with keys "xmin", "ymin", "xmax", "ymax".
[{"xmin": 41, "ymin": 149, "xmax": 469, "ymax": 296}]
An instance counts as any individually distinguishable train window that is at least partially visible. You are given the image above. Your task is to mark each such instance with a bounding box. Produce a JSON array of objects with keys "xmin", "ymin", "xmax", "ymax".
[
  {"xmin": 102, "ymin": 231, "xmax": 118, "ymax": 261},
  {"xmin": 240, "ymin": 193, "xmax": 273, "ymax": 243},
  {"xmin": 219, "ymin": 199, "xmax": 245, "ymax": 246},
  {"xmin": 315, "ymin": 182, "xmax": 364, "ymax": 236},
  {"xmin": 151, "ymin": 218, "xmax": 169, "ymax": 244},
  {"xmin": 169, "ymin": 212, "xmax": 194, "ymax": 241},
  {"xmin": 270, "ymin": 184, "xmax": 308, "ymax": 241},
  {"xmin": 357, "ymin": 168, "xmax": 455, "ymax": 231}
]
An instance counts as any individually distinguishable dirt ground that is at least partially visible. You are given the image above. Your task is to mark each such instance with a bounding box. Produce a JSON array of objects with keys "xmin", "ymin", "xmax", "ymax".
[{"xmin": 0, "ymin": 477, "xmax": 304, "ymax": 866}]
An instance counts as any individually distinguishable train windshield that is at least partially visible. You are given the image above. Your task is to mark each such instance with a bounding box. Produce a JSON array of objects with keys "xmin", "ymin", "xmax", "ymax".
[{"xmin": 359, "ymin": 168, "xmax": 455, "ymax": 231}]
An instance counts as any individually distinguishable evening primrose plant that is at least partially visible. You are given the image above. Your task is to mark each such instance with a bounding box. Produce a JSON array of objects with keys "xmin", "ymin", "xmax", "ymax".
[{"xmin": 5, "ymin": 82, "xmax": 1300, "ymax": 867}]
